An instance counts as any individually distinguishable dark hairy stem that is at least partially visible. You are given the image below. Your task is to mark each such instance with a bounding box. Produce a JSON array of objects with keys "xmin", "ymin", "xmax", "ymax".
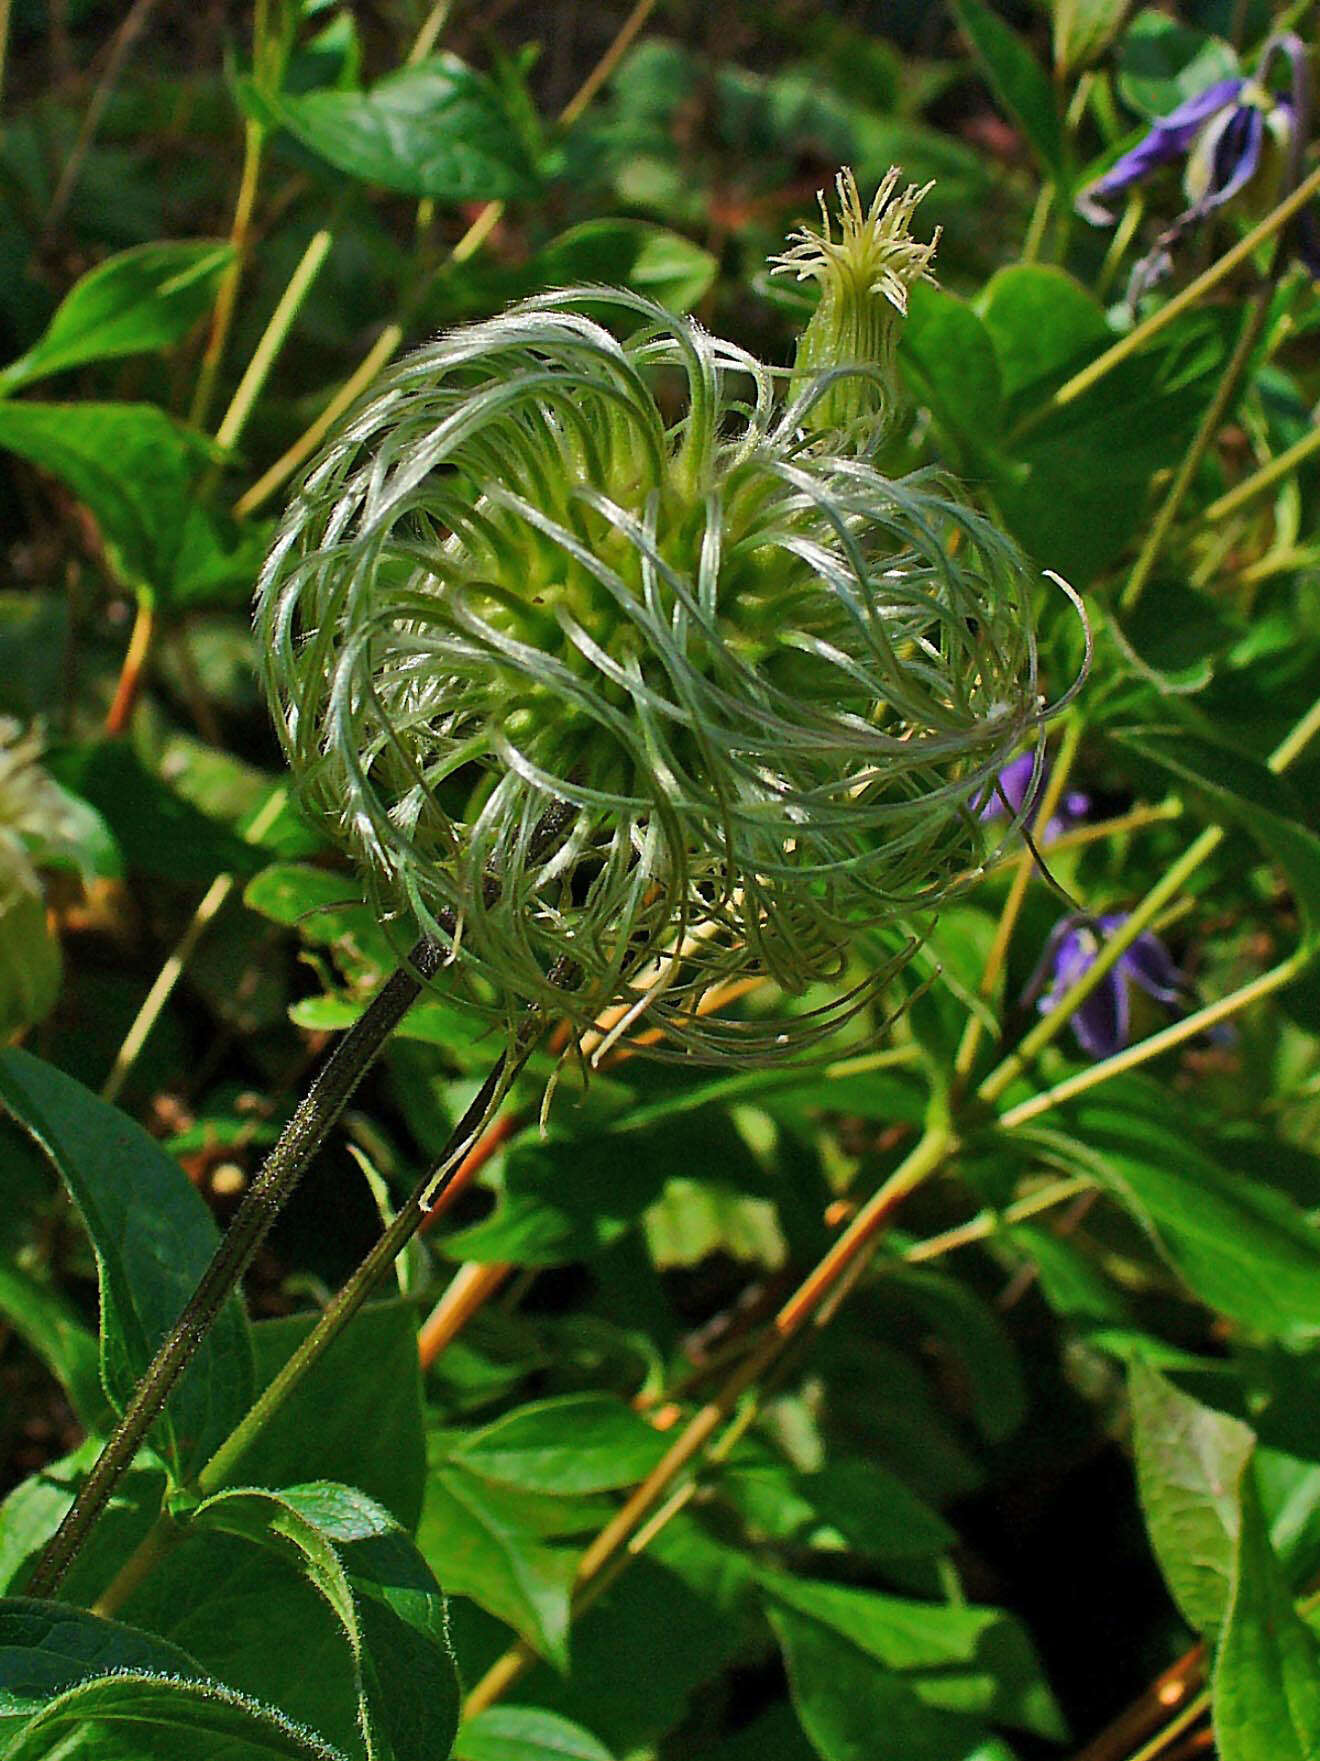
[
  {"xmin": 197, "ymin": 1025, "xmax": 540, "ymax": 1493},
  {"xmin": 26, "ymin": 939, "xmax": 442, "ymax": 1598},
  {"xmin": 89, "ymin": 1007, "xmax": 551, "ymax": 1622}
]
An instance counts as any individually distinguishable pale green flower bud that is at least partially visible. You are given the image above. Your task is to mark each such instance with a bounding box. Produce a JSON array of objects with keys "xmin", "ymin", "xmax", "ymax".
[{"xmin": 772, "ymin": 166, "xmax": 939, "ymax": 449}]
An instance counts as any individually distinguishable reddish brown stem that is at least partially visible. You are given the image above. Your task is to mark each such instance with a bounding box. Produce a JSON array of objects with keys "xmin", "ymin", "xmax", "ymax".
[{"xmin": 104, "ymin": 598, "xmax": 154, "ymax": 735}]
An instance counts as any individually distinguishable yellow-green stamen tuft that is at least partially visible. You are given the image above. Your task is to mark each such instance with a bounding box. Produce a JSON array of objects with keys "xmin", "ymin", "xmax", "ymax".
[{"xmin": 772, "ymin": 166, "xmax": 940, "ymax": 447}]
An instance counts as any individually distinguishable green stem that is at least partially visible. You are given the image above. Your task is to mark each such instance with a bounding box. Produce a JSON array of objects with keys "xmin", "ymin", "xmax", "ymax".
[
  {"xmin": 101, "ymin": 788, "xmax": 288, "ymax": 1105},
  {"xmin": 1118, "ymin": 291, "xmax": 1273, "ymax": 614},
  {"xmin": 1205, "ymin": 417, "xmax": 1320, "ymax": 526},
  {"xmin": 24, "ymin": 943, "xmax": 440, "ymax": 1598},
  {"xmin": 999, "ymin": 948, "xmax": 1311, "ymax": 1130},
  {"xmin": 0, "ymin": 0, "xmax": 13, "ymax": 132},
  {"xmin": 1021, "ymin": 184, "xmax": 1054, "ymax": 264},
  {"xmin": 1013, "ymin": 162, "xmax": 1320, "ymax": 443},
  {"xmin": 215, "ymin": 230, "xmax": 333, "ymax": 454},
  {"xmin": 902, "ymin": 1175, "xmax": 1095, "ymax": 1266},
  {"xmin": 91, "ymin": 1508, "xmax": 180, "ymax": 1618},
  {"xmin": 407, "ymin": 0, "xmax": 453, "ymax": 64},
  {"xmin": 190, "ymin": 115, "xmax": 266, "ymax": 432},
  {"xmin": 1124, "ymin": 1691, "xmax": 1209, "ymax": 1761},
  {"xmin": 234, "ymin": 322, "xmax": 404, "ymax": 519},
  {"xmin": 197, "ymin": 1020, "xmax": 543, "ymax": 1494},
  {"xmin": 1095, "ymin": 191, "xmax": 1145, "ymax": 303}
]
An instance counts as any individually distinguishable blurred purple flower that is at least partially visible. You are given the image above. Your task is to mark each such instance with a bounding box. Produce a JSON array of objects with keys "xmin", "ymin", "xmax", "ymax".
[
  {"xmin": 1034, "ymin": 912, "xmax": 1188, "ymax": 1060},
  {"xmin": 977, "ymin": 751, "xmax": 1090, "ymax": 843},
  {"xmin": 1078, "ymin": 34, "xmax": 1319, "ymax": 291}
]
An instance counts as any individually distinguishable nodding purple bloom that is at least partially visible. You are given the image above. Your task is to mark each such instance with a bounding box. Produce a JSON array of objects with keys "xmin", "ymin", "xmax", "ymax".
[
  {"xmin": 1078, "ymin": 33, "xmax": 1319, "ymax": 293},
  {"xmin": 1034, "ymin": 912, "xmax": 1188, "ymax": 1060},
  {"xmin": 977, "ymin": 751, "xmax": 1090, "ymax": 844}
]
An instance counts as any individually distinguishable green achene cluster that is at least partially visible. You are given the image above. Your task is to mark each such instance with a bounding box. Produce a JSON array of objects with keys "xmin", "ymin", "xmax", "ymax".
[{"xmin": 257, "ymin": 170, "xmax": 1067, "ymax": 1060}]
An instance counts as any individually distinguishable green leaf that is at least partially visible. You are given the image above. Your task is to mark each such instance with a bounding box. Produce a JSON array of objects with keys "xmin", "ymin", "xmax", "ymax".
[
  {"xmin": 1129, "ymin": 1362, "xmax": 1255, "ymax": 1640},
  {"xmin": 249, "ymin": 55, "xmax": 541, "ymax": 201},
  {"xmin": 0, "ymin": 1441, "xmax": 167, "ymax": 1603},
  {"xmin": 2, "ymin": 1670, "xmax": 351, "ymax": 1761},
  {"xmin": 717, "ymin": 1448, "xmax": 955, "ymax": 1562},
  {"xmin": 453, "ymin": 1395, "xmax": 670, "ymax": 1496},
  {"xmin": 1010, "ymin": 1226, "xmax": 1132, "ymax": 1327},
  {"xmin": 643, "ymin": 1176, "xmax": 787, "ymax": 1271},
  {"xmin": 240, "ymin": 1300, "xmax": 427, "ymax": 1530},
  {"xmin": 700, "ymin": 1701, "xmax": 816, "ymax": 1761},
  {"xmin": 417, "ymin": 1454, "xmax": 584, "ymax": 1667},
  {"xmin": 456, "ymin": 1706, "xmax": 615, "ymax": 1761},
  {"xmin": 113, "ymin": 1530, "xmax": 362, "ymax": 1754},
  {"xmin": 1121, "ymin": 578, "xmax": 1239, "ymax": 683},
  {"xmin": 1049, "ymin": 1080, "xmax": 1320, "ymax": 1336},
  {"xmin": 0, "ymin": 242, "xmax": 234, "ymax": 393},
  {"xmin": 444, "ymin": 1115, "xmax": 763, "ymax": 1267},
  {"xmin": 990, "ymin": 309, "xmax": 1234, "ymax": 580},
  {"xmin": 0, "ymin": 1048, "xmax": 254, "ymax": 1481},
  {"xmin": 880, "ymin": 1266, "xmax": 1026, "ymax": 1444},
  {"xmin": 49, "ymin": 741, "xmax": 263, "ymax": 887},
  {"xmin": 951, "ymin": 0, "xmax": 1065, "ymax": 180},
  {"xmin": 767, "ymin": 1600, "xmax": 973, "ymax": 1761},
  {"xmin": 289, "ymin": 992, "xmax": 484, "ymax": 1057},
  {"xmin": 1213, "ymin": 1474, "xmax": 1320, "ymax": 1761},
  {"xmin": 1050, "ymin": 0, "xmax": 1131, "ymax": 76},
  {"xmin": 244, "ymin": 862, "xmax": 371, "ymax": 934},
  {"xmin": 898, "ymin": 283, "xmax": 1001, "ymax": 453},
  {"xmin": 1117, "ymin": 11, "xmax": 1239, "ymax": 118},
  {"xmin": 0, "ymin": 402, "xmax": 211, "ymax": 595},
  {"xmin": 191, "ymin": 1481, "xmax": 459, "ymax": 1761},
  {"xmin": 975, "ymin": 265, "xmax": 1109, "ymax": 410},
  {"xmin": 0, "ymin": 1258, "xmax": 106, "ymax": 1430},
  {"xmin": 244, "ymin": 861, "xmax": 394, "ymax": 971},
  {"xmin": 0, "ymin": 1598, "xmax": 200, "ymax": 1728},
  {"xmin": 172, "ymin": 502, "xmax": 276, "ymax": 610},
  {"xmin": 761, "ymin": 1572, "xmax": 1064, "ymax": 1746},
  {"xmin": 535, "ymin": 221, "xmax": 716, "ymax": 312},
  {"xmin": 510, "ymin": 1513, "xmax": 758, "ymax": 1750},
  {"xmin": 1110, "ymin": 728, "xmax": 1320, "ymax": 945}
]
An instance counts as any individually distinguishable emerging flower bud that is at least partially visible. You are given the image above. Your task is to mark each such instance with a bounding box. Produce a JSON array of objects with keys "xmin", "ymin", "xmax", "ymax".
[
  {"xmin": 771, "ymin": 166, "xmax": 940, "ymax": 448},
  {"xmin": 257, "ymin": 171, "xmax": 1072, "ymax": 1063}
]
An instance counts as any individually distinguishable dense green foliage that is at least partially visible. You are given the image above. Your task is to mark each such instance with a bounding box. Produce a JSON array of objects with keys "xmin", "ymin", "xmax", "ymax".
[{"xmin": 1, "ymin": 4, "xmax": 1319, "ymax": 1760}]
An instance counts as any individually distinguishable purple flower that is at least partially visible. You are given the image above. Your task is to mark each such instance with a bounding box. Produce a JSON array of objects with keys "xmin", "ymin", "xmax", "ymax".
[
  {"xmin": 1078, "ymin": 34, "xmax": 1318, "ymax": 291},
  {"xmin": 1034, "ymin": 912, "xmax": 1188, "ymax": 1060},
  {"xmin": 977, "ymin": 751, "xmax": 1090, "ymax": 843}
]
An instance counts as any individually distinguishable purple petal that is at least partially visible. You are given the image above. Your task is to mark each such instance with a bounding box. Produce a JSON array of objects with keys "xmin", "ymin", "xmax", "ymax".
[
  {"xmin": 978, "ymin": 751, "xmax": 1037, "ymax": 822},
  {"xmin": 1041, "ymin": 789, "xmax": 1093, "ymax": 841},
  {"xmin": 1045, "ymin": 926, "xmax": 1093, "ymax": 994},
  {"xmin": 1043, "ymin": 912, "xmax": 1144, "ymax": 1056},
  {"xmin": 1258, "ymin": 32, "xmax": 1308, "ymax": 97},
  {"xmin": 1071, "ymin": 971, "xmax": 1129, "ymax": 1059},
  {"xmin": 1152, "ymin": 76, "xmax": 1247, "ymax": 136},
  {"xmin": 1184, "ymin": 103, "xmax": 1262, "ymax": 215},
  {"xmin": 1120, "ymin": 932, "xmax": 1186, "ymax": 1006},
  {"xmin": 1022, "ymin": 912, "xmax": 1087, "ymax": 1010},
  {"xmin": 1078, "ymin": 79, "xmax": 1245, "ymax": 221},
  {"xmin": 1207, "ymin": 103, "xmax": 1264, "ymax": 207}
]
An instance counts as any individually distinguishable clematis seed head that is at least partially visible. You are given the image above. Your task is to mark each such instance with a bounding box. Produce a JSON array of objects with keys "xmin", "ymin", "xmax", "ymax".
[{"xmin": 257, "ymin": 172, "xmax": 1073, "ymax": 1062}]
